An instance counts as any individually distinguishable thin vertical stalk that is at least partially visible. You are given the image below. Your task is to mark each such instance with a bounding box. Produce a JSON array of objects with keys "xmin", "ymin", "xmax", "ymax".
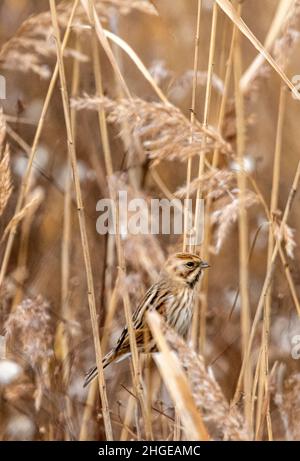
[
  {"xmin": 79, "ymin": 380, "xmax": 98, "ymax": 440},
  {"xmin": 49, "ymin": 0, "xmax": 113, "ymax": 440},
  {"xmin": 0, "ymin": 0, "xmax": 79, "ymax": 288},
  {"xmin": 198, "ymin": 18, "xmax": 236, "ymax": 355},
  {"xmin": 120, "ymin": 395, "xmax": 136, "ymax": 440},
  {"xmin": 232, "ymin": 160, "xmax": 300, "ymax": 407},
  {"xmin": 79, "ymin": 276, "xmax": 120, "ymax": 440},
  {"xmin": 255, "ymin": 85, "xmax": 286, "ymax": 439},
  {"xmin": 86, "ymin": 0, "xmax": 152, "ymax": 439},
  {"xmin": 183, "ymin": 0, "xmax": 202, "ymax": 251},
  {"xmin": 59, "ymin": 33, "xmax": 81, "ymax": 440},
  {"xmin": 233, "ymin": 12, "xmax": 252, "ymax": 428},
  {"xmin": 191, "ymin": 3, "xmax": 218, "ymax": 353}
]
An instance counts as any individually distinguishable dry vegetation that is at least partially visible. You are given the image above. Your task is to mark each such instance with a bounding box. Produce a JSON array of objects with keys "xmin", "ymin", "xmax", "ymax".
[{"xmin": 0, "ymin": 0, "xmax": 300, "ymax": 441}]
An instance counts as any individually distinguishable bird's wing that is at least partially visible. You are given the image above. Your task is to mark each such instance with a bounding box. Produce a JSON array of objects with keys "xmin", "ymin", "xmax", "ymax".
[{"xmin": 114, "ymin": 282, "xmax": 166, "ymax": 354}]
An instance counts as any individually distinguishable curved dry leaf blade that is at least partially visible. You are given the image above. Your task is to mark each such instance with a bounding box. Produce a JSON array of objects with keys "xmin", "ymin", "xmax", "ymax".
[
  {"xmin": 216, "ymin": 0, "xmax": 299, "ymax": 98},
  {"xmin": 147, "ymin": 311, "xmax": 210, "ymax": 441},
  {"xmin": 2, "ymin": 188, "xmax": 44, "ymax": 242}
]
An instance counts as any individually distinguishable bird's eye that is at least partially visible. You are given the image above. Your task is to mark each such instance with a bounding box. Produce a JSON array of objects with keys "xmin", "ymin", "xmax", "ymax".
[{"xmin": 185, "ymin": 261, "xmax": 195, "ymax": 268}]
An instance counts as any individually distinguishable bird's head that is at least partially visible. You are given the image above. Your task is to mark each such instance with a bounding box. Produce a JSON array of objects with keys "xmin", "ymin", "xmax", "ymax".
[{"xmin": 162, "ymin": 252, "xmax": 210, "ymax": 288}]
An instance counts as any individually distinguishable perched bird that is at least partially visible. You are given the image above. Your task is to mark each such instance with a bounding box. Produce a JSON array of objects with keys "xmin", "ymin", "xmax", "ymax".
[{"xmin": 84, "ymin": 252, "xmax": 209, "ymax": 387}]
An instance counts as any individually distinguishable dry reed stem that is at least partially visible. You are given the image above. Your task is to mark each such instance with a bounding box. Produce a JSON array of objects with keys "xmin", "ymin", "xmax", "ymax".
[
  {"xmin": 81, "ymin": 0, "xmax": 130, "ymax": 97},
  {"xmin": 108, "ymin": 13, "xmax": 141, "ymax": 190},
  {"xmin": 196, "ymin": 20, "xmax": 236, "ymax": 358},
  {"xmin": 49, "ymin": 0, "xmax": 113, "ymax": 440},
  {"xmin": 58, "ymin": 33, "xmax": 81, "ymax": 440},
  {"xmin": 2, "ymin": 188, "xmax": 44, "ymax": 243},
  {"xmin": 79, "ymin": 380, "xmax": 98, "ymax": 440},
  {"xmin": 7, "ymin": 124, "xmax": 42, "ymax": 309},
  {"xmin": 246, "ymin": 175, "xmax": 300, "ymax": 317},
  {"xmin": 255, "ymin": 362, "xmax": 278, "ymax": 441},
  {"xmin": 232, "ymin": 160, "xmax": 300, "ymax": 407},
  {"xmin": 195, "ymin": 2, "xmax": 218, "ymax": 354},
  {"xmin": 183, "ymin": 0, "xmax": 202, "ymax": 252},
  {"xmin": 255, "ymin": 85, "xmax": 287, "ymax": 439},
  {"xmin": 103, "ymin": 29, "xmax": 168, "ymax": 103},
  {"xmin": 120, "ymin": 394, "xmax": 136, "ymax": 441},
  {"xmin": 85, "ymin": 0, "xmax": 152, "ymax": 439},
  {"xmin": 233, "ymin": 12, "xmax": 252, "ymax": 430},
  {"xmin": 79, "ymin": 275, "xmax": 120, "ymax": 440},
  {"xmin": 0, "ymin": 0, "xmax": 79, "ymax": 289},
  {"xmin": 147, "ymin": 311, "xmax": 210, "ymax": 441},
  {"xmin": 148, "ymin": 312, "xmax": 251, "ymax": 440},
  {"xmin": 216, "ymin": 0, "xmax": 299, "ymax": 98},
  {"xmin": 240, "ymin": 0, "xmax": 295, "ymax": 93}
]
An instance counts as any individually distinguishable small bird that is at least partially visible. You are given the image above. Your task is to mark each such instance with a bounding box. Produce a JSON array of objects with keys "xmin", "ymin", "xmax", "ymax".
[{"xmin": 84, "ymin": 252, "xmax": 209, "ymax": 387}]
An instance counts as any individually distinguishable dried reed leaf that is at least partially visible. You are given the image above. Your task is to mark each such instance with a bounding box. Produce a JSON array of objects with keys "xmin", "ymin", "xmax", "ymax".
[
  {"xmin": 2, "ymin": 187, "xmax": 44, "ymax": 242},
  {"xmin": 242, "ymin": 0, "xmax": 300, "ymax": 93},
  {"xmin": 72, "ymin": 96, "xmax": 232, "ymax": 164},
  {"xmin": 241, "ymin": 0, "xmax": 295, "ymax": 92},
  {"xmin": 154, "ymin": 317, "xmax": 250, "ymax": 440},
  {"xmin": 216, "ymin": 0, "xmax": 299, "ymax": 98},
  {"xmin": 147, "ymin": 311, "xmax": 210, "ymax": 441}
]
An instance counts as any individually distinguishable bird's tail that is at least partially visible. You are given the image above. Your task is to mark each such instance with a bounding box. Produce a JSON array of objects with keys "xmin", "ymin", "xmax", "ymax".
[{"xmin": 83, "ymin": 349, "xmax": 115, "ymax": 388}]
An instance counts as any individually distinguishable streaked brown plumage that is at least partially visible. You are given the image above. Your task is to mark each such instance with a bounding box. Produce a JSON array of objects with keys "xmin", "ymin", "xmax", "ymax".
[{"xmin": 84, "ymin": 252, "xmax": 209, "ymax": 387}]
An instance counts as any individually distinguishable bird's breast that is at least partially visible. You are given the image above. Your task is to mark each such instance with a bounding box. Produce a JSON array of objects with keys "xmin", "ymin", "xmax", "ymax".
[{"xmin": 165, "ymin": 288, "xmax": 195, "ymax": 338}]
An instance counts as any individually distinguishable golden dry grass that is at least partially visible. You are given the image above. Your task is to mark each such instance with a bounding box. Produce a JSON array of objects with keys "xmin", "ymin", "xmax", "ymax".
[{"xmin": 0, "ymin": 0, "xmax": 300, "ymax": 441}]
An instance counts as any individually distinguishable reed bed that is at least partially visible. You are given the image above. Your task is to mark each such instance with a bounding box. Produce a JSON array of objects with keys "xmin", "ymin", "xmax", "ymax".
[{"xmin": 0, "ymin": 0, "xmax": 300, "ymax": 441}]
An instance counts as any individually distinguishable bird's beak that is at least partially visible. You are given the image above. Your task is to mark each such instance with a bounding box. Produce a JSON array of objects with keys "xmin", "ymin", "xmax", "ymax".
[{"xmin": 200, "ymin": 261, "xmax": 210, "ymax": 269}]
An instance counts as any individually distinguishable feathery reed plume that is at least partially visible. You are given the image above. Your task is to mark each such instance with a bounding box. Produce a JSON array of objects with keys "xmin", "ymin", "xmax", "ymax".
[
  {"xmin": 72, "ymin": 96, "xmax": 232, "ymax": 164},
  {"xmin": 176, "ymin": 167, "xmax": 258, "ymax": 254},
  {"xmin": 5, "ymin": 296, "xmax": 54, "ymax": 373},
  {"xmin": 109, "ymin": 174, "xmax": 165, "ymax": 279},
  {"xmin": 0, "ymin": 110, "xmax": 12, "ymax": 218},
  {"xmin": 275, "ymin": 371, "xmax": 300, "ymax": 440},
  {"xmin": 0, "ymin": 0, "xmax": 156, "ymax": 79},
  {"xmin": 272, "ymin": 0, "xmax": 300, "ymax": 68},
  {"xmin": 1, "ymin": 187, "xmax": 44, "ymax": 243},
  {"xmin": 100, "ymin": 0, "xmax": 158, "ymax": 16},
  {"xmin": 151, "ymin": 315, "xmax": 250, "ymax": 440},
  {"xmin": 211, "ymin": 191, "xmax": 258, "ymax": 254},
  {"xmin": 176, "ymin": 169, "xmax": 236, "ymax": 200},
  {"xmin": 242, "ymin": 0, "xmax": 300, "ymax": 95},
  {"xmin": 167, "ymin": 70, "xmax": 225, "ymax": 101},
  {"xmin": 273, "ymin": 218, "xmax": 296, "ymax": 259},
  {"xmin": 0, "ymin": 2, "xmax": 86, "ymax": 79},
  {"xmin": 0, "ymin": 147, "xmax": 12, "ymax": 218}
]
